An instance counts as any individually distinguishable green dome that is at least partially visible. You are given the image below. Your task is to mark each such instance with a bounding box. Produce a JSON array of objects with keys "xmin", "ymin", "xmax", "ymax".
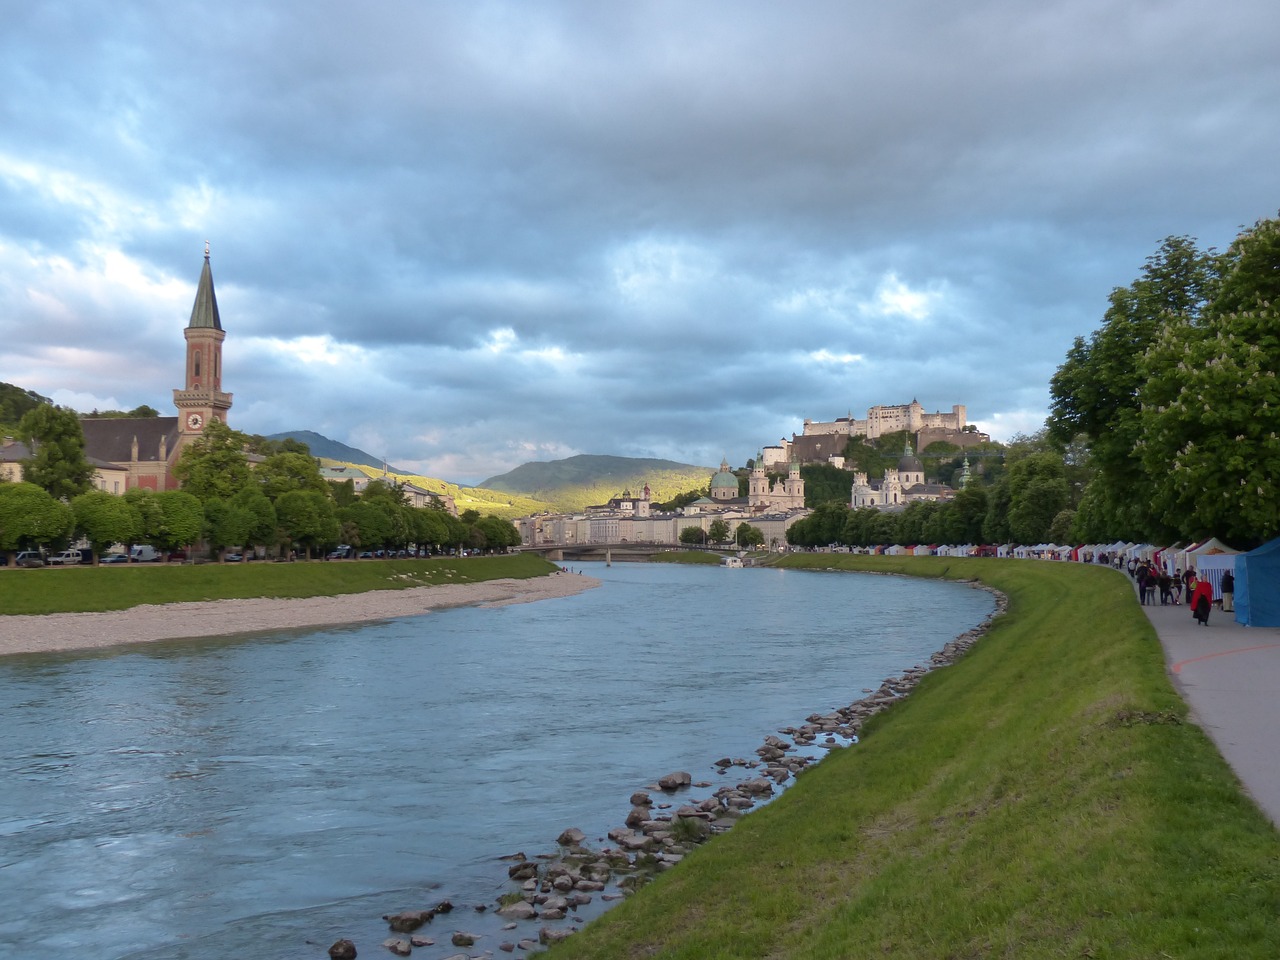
[{"xmin": 710, "ymin": 458, "xmax": 738, "ymax": 491}]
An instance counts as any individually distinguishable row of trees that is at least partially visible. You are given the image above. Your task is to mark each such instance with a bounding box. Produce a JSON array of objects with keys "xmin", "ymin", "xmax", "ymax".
[
  {"xmin": 784, "ymin": 437, "xmax": 1089, "ymax": 549},
  {"xmin": 1, "ymin": 414, "xmax": 519, "ymax": 564},
  {"xmin": 1048, "ymin": 216, "xmax": 1280, "ymax": 549},
  {"xmin": 678, "ymin": 519, "xmax": 766, "ymax": 549}
]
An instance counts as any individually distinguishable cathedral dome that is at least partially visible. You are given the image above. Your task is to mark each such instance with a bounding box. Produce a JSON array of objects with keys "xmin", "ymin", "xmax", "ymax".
[{"xmin": 710, "ymin": 458, "xmax": 738, "ymax": 492}]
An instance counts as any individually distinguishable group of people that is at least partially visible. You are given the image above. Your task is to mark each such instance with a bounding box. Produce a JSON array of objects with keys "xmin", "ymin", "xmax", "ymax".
[{"xmin": 1130, "ymin": 561, "xmax": 1235, "ymax": 626}]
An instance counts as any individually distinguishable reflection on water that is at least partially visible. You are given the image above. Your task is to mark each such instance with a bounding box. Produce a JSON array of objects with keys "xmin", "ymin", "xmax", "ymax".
[{"xmin": 0, "ymin": 562, "xmax": 992, "ymax": 959}]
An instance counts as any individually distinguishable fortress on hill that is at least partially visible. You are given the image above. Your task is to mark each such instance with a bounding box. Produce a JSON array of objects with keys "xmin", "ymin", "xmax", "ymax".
[{"xmin": 771, "ymin": 400, "xmax": 989, "ymax": 468}]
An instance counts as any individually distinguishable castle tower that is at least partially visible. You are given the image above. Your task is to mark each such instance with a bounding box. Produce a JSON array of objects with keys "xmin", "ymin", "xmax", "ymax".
[{"xmin": 173, "ymin": 244, "xmax": 233, "ymax": 439}]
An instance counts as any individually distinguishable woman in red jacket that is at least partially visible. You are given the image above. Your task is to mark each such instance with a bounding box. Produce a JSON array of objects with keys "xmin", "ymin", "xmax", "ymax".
[{"xmin": 1189, "ymin": 574, "xmax": 1214, "ymax": 626}]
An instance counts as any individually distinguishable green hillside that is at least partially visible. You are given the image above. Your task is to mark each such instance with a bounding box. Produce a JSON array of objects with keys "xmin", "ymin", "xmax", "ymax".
[
  {"xmin": 319, "ymin": 459, "xmax": 553, "ymax": 520},
  {"xmin": 479, "ymin": 454, "xmax": 713, "ymax": 511},
  {"xmin": 267, "ymin": 430, "xmax": 409, "ymax": 474}
]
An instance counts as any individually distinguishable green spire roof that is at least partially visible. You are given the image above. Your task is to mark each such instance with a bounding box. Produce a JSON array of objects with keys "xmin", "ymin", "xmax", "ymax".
[{"xmin": 188, "ymin": 246, "xmax": 222, "ymax": 331}]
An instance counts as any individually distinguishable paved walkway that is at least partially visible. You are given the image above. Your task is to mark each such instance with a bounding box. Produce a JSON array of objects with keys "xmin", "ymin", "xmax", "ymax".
[{"xmin": 1141, "ymin": 597, "xmax": 1280, "ymax": 828}]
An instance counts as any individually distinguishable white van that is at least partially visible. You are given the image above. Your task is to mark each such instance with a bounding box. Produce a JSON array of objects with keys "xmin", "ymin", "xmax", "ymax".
[
  {"xmin": 50, "ymin": 550, "xmax": 83, "ymax": 565},
  {"xmin": 129, "ymin": 545, "xmax": 161, "ymax": 563}
]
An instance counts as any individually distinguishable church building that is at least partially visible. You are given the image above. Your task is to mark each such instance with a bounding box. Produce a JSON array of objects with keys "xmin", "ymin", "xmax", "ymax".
[
  {"xmin": 850, "ymin": 442, "xmax": 954, "ymax": 510},
  {"xmin": 707, "ymin": 456, "xmax": 805, "ymax": 512},
  {"xmin": 80, "ymin": 247, "xmax": 233, "ymax": 492}
]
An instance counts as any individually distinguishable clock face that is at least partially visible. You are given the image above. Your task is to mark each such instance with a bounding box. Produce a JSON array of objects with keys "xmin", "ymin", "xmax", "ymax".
[{"xmin": 187, "ymin": 413, "xmax": 204, "ymax": 430}]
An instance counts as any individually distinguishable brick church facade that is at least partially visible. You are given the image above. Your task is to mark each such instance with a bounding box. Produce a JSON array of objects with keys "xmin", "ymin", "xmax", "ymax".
[{"xmin": 80, "ymin": 248, "xmax": 233, "ymax": 491}]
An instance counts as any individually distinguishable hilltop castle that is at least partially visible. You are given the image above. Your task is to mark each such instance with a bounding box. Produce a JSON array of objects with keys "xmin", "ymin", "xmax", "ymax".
[{"xmin": 764, "ymin": 399, "xmax": 989, "ymax": 468}]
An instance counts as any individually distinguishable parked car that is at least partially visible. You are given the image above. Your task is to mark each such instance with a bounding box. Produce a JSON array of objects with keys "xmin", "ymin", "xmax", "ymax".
[
  {"xmin": 49, "ymin": 550, "xmax": 84, "ymax": 566},
  {"xmin": 15, "ymin": 550, "xmax": 45, "ymax": 568},
  {"xmin": 100, "ymin": 553, "xmax": 129, "ymax": 563},
  {"xmin": 223, "ymin": 553, "xmax": 244, "ymax": 562},
  {"xmin": 167, "ymin": 549, "xmax": 188, "ymax": 562},
  {"xmin": 129, "ymin": 545, "xmax": 161, "ymax": 563}
]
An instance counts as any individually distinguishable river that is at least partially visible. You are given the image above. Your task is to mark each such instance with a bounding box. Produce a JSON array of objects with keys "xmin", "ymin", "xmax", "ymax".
[{"xmin": 0, "ymin": 561, "xmax": 993, "ymax": 959}]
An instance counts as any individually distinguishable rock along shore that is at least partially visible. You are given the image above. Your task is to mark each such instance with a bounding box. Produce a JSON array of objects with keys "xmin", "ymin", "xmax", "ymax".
[{"xmin": 347, "ymin": 578, "xmax": 1008, "ymax": 959}]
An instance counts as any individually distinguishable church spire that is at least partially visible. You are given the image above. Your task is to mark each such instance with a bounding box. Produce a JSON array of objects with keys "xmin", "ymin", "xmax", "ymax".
[{"xmin": 188, "ymin": 242, "xmax": 222, "ymax": 331}]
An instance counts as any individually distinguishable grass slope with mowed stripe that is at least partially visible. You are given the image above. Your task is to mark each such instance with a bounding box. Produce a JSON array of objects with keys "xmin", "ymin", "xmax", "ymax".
[{"xmin": 549, "ymin": 556, "xmax": 1280, "ymax": 960}]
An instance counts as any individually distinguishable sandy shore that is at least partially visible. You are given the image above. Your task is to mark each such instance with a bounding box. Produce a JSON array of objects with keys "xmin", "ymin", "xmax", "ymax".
[{"xmin": 0, "ymin": 572, "xmax": 601, "ymax": 657}]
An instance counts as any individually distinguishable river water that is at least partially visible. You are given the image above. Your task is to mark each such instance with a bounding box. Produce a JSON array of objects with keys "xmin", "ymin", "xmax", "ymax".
[{"xmin": 0, "ymin": 561, "xmax": 993, "ymax": 959}]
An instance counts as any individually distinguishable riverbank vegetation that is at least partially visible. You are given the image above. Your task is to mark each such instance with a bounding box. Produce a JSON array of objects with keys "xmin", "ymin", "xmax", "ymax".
[
  {"xmin": 551, "ymin": 556, "xmax": 1280, "ymax": 959},
  {"xmin": 0, "ymin": 553, "xmax": 556, "ymax": 615}
]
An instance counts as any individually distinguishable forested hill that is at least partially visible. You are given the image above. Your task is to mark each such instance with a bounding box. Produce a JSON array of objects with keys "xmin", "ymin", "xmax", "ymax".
[
  {"xmin": 0, "ymin": 381, "xmax": 53, "ymax": 432},
  {"xmin": 265, "ymin": 431, "xmax": 408, "ymax": 475},
  {"xmin": 480, "ymin": 454, "xmax": 714, "ymax": 511}
]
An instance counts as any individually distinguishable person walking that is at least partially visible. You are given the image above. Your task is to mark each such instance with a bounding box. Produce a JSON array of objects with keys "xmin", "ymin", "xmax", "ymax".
[
  {"xmin": 1189, "ymin": 574, "xmax": 1214, "ymax": 626},
  {"xmin": 1221, "ymin": 569, "xmax": 1235, "ymax": 613}
]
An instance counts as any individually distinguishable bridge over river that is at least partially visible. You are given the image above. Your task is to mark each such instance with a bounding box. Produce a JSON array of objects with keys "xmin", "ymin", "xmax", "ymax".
[{"xmin": 519, "ymin": 542, "xmax": 699, "ymax": 562}]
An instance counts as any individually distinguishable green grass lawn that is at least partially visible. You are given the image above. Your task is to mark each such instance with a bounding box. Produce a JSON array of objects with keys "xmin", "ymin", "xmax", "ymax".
[
  {"xmin": 551, "ymin": 556, "xmax": 1280, "ymax": 959},
  {"xmin": 0, "ymin": 553, "xmax": 557, "ymax": 614}
]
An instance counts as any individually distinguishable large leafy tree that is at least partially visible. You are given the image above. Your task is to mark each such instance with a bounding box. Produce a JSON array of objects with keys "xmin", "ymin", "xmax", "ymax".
[
  {"xmin": 17, "ymin": 404, "xmax": 94, "ymax": 500},
  {"xmin": 124, "ymin": 488, "xmax": 165, "ymax": 546},
  {"xmin": 679, "ymin": 525, "xmax": 707, "ymax": 546},
  {"xmin": 275, "ymin": 489, "xmax": 338, "ymax": 559},
  {"xmin": 1002, "ymin": 452, "xmax": 1071, "ymax": 544},
  {"xmin": 735, "ymin": 523, "xmax": 765, "ymax": 549},
  {"xmin": 1138, "ymin": 216, "xmax": 1280, "ymax": 547},
  {"xmin": 72, "ymin": 491, "xmax": 141, "ymax": 564},
  {"xmin": 154, "ymin": 491, "xmax": 205, "ymax": 556},
  {"xmin": 173, "ymin": 419, "xmax": 252, "ymax": 501},
  {"xmin": 255, "ymin": 451, "xmax": 328, "ymax": 501},
  {"xmin": 0, "ymin": 482, "xmax": 74, "ymax": 565},
  {"xmin": 339, "ymin": 500, "xmax": 395, "ymax": 549},
  {"xmin": 204, "ymin": 498, "xmax": 255, "ymax": 562},
  {"xmin": 231, "ymin": 487, "xmax": 277, "ymax": 555},
  {"xmin": 1048, "ymin": 235, "xmax": 1219, "ymax": 541},
  {"xmin": 476, "ymin": 515, "xmax": 520, "ymax": 551}
]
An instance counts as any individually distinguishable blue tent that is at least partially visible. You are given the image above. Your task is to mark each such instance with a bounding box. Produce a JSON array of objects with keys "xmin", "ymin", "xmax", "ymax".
[{"xmin": 1234, "ymin": 537, "xmax": 1280, "ymax": 627}]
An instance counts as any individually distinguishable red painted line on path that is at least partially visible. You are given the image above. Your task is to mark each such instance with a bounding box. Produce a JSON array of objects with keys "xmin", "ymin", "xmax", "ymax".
[{"xmin": 1171, "ymin": 642, "xmax": 1280, "ymax": 674}]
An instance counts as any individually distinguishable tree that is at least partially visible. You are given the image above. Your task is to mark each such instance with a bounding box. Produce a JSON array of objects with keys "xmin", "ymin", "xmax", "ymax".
[
  {"xmin": 414, "ymin": 508, "xmax": 451, "ymax": 553},
  {"xmin": 477, "ymin": 515, "xmax": 520, "ymax": 552},
  {"xmin": 255, "ymin": 451, "xmax": 328, "ymax": 501},
  {"xmin": 1003, "ymin": 452, "xmax": 1070, "ymax": 544},
  {"xmin": 1048, "ymin": 235, "xmax": 1219, "ymax": 542},
  {"xmin": 173, "ymin": 419, "xmax": 252, "ymax": 501},
  {"xmin": 72, "ymin": 491, "xmax": 140, "ymax": 564},
  {"xmin": 154, "ymin": 491, "xmax": 205, "ymax": 557},
  {"xmin": 1138, "ymin": 216, "xmax": 1280, "ymax": 546},
  {"xmin": 17, "ymin": 404, "xmax": 94, "ymax": 500},
  {"xmin": 231, "ymin": 487, "xmax": 277, "ymax": 555},
  {"xmin": 124, "ymin": 488, "xmax": 165, "ymax": 548},
  {"xmin": 735, "ymin": 523, "xmax": 764, "ymax": 549},
  {"xmin": 679, "ymin": 525, "xmax": 707, "ymax": 546},
  {"xmin": 204, "ymin": 498, "xmax": 254, "ymax": 561},
  {"xmin": 0, "ymin": 482, "xmax": 74, "ymax": 565},
  {"xmin": 339, "ymin": 500, "xmax": 394, "ymax": 550},
  {"xmin": 275, "ymin": 489, "xmax": 338, "ymax": 559},
  {"xmin": 707, "ymin": 518, "xmax": 731, "ymax": 545}
]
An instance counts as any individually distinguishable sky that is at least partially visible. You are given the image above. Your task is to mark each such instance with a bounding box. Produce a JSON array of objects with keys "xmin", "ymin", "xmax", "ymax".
[{"xmin": 2, "ymin": 2, "xmax": 1277, "ymax": 485}]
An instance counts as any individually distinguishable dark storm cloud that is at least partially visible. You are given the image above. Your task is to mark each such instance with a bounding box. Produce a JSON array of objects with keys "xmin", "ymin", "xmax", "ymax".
[{"xmin": 1, "ymin": 1, "xmax": 1277, "ymax": 482}]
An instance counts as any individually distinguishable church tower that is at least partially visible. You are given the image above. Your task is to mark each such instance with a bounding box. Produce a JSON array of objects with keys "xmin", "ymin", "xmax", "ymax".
[
  {"xmin": 748, "ymin": 452, "xmax": 770, "ymax": 505},
  {"xmin": 173, "ymin": 245, "xmax": 233, "ymax": 439}
]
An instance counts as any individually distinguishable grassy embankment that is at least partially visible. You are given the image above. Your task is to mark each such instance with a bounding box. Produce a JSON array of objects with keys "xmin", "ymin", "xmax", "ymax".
[
  {"xmin": 653, "ymin": 550, "xmax": 724, "ymax": 565},
  {"xmin": 552, "ymin": 555, "xmax": 1280, "ymax": 960},
  {"xmin": 0, "ymin": 554, "xmax": 557, "ymax": 615}
]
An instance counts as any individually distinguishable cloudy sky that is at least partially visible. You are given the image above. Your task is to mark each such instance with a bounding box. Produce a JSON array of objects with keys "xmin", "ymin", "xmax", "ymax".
[{"xmin": 2, "ymin": 2, "xmax": 1277, "ymax": 484}]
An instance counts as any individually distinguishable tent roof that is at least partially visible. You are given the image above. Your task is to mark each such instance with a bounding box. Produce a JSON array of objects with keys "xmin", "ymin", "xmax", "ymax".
[{"xmin": 1189, "ymin": 536, "xmax": 1241, "ymax": 555}]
